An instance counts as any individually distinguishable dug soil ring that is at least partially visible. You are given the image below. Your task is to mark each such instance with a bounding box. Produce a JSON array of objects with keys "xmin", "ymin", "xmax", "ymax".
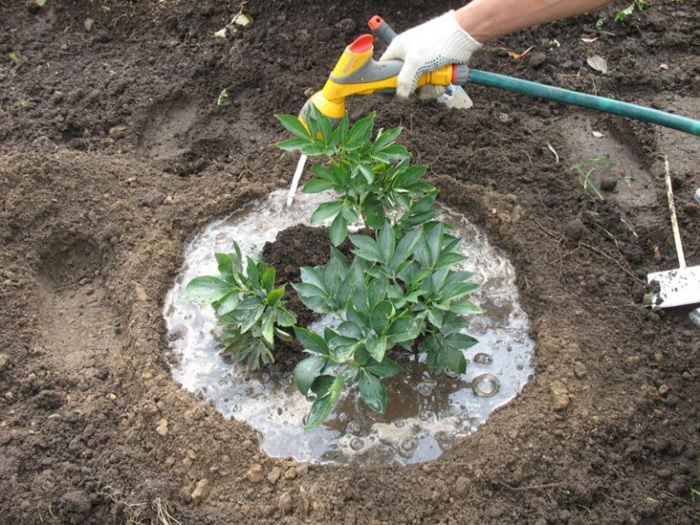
[{"xmin": 163, "ymin": 189, "xmax": 535, "ymax": 465}]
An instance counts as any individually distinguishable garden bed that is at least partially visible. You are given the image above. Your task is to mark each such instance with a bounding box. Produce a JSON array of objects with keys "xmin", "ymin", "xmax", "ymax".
[{"xmin": 0, "ymin": 0, "xmax": 699, "ymax": 523}]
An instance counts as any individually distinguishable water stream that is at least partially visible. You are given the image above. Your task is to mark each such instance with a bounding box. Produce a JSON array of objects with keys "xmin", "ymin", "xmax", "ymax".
[{"xmin": 163, "ymin": 189, "xmax": 535, "ymax": 465}]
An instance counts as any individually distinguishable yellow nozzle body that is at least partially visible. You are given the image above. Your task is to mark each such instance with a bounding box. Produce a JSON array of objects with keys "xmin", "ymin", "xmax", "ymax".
[{"xmin": 299, "ymin": 34, "xmax": 455, "ymax": 129}]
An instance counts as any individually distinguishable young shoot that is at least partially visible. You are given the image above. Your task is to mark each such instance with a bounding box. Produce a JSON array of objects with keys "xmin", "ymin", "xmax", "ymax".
[
  {"xmin": 184, "ymin": 241, "xmax": 297, "ymax": 371},
  {"xmin": 568, "ymin": 155, "xmax": 613, "ymax": 201}
]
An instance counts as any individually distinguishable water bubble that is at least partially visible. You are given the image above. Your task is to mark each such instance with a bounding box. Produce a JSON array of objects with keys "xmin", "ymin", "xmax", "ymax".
[
  {"xmin": 400, "ymin": 439, "xmax": 418, "ymax": 453},
  {"xmin": 473, "ymin": 353, "xmax": 493, "ymax": 365},
  {"xmin": 417, "ymin": 381, "xmax": 435, "ymax": 397},
  {"xmin": 419, "ymin": 410, "xmax": 435, "ymax": 423},
  {"xmin": 472, "ymin": 374, "xmax": 500, "ymax": 397},
  {"xmin": 346, "ymin": 421, "xmax": 360, "ymax": 435},
  {"xmin": 350, "ymin": 437, "xmax": 364, "ymax": 451},
  {"xmin": 443, "ymin": 367, "xmax": 460, "ymax": 379},
  {"xmin": 394, "ymin": 420, "xmax": 406, "ymax": 429}
]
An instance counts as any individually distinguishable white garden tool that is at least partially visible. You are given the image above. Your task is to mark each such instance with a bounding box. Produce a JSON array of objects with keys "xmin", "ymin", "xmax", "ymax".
[{"xmin": 646, "ymin": 157, "xmax": 700, "ymax": 309}]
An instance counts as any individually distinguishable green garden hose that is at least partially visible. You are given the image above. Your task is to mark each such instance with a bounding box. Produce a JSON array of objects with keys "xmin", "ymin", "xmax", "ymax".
[{"xmin": 466, "ymin": 69, "xmax": 700, "ymax": 136}]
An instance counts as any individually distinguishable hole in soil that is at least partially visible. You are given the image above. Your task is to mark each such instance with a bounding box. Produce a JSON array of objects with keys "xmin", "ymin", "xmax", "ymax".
[
  {"xmin": 163, "ymin": 189, "xmax": 535, "ymax": 465},
  {"xmin": 37, "ymin": 234, "xmax": 103, "ymax": 289}
]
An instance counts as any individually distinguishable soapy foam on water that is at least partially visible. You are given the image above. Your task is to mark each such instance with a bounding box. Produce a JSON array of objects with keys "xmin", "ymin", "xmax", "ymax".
[{"xmin": 163, "ymin": 189, "xmax": 535, "ymax": 465}]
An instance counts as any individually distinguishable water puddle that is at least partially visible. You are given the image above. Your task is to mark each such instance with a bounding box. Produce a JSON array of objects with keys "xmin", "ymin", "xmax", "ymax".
[{"xmin": 163, "ymin": 189, "xmax": 535, "ymax": 465}]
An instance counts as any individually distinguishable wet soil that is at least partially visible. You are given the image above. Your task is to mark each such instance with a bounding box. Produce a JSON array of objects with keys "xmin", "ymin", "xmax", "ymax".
[{"xmin": 1, "ymin": 1, "xmax": 699, "ymax": 523}]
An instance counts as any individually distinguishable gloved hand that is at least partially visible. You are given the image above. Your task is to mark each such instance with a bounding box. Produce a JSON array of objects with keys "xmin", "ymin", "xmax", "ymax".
[{"xmin": 379, "ymin": 11, "xmax": 482, "ymax": 99}]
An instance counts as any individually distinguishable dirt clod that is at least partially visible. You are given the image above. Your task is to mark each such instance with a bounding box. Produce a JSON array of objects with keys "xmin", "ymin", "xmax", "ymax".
[
  {"xmin": 267, "ymin": 466, "xmax": 282, "ymax": 484},
  {"xmin": 246, "ymin": 464, "xmax": 264, "ymax": 483},
  {"xmin": 156, "ymin": 418, "xmax": 168, "ymax": 436},
  {"xmin": 550, "ymin": 384, "xmax": 571, "ymax": 411},
  {"xmin": 191, "ymin": 479, "xmax": 211, "ymax": 504},
  {"xmin": 33, "ymin": 390, "xmax": 65, "ymax": 410},
  {"xmin": 0, "ymin": 354, "xmax": 9, "ymax": 372}
]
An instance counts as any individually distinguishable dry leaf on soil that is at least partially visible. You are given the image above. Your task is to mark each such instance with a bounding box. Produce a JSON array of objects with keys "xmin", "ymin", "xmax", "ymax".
[
  {"xmin": 504, "ymin": 45, "xmax": 535, "ymax": 60},
  {"xmin": 587, "ymin": 55, "xmax": 608, "ymax": 73}
]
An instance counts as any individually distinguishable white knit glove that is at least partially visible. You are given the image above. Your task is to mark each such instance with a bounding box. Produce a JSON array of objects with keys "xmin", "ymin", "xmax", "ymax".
[{"xmin": 379, "ymin": 11, "xmax": 482, "ymax": 99}]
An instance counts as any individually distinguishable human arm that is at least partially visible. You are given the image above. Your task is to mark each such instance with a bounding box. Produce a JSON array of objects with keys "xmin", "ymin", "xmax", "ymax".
[
  {"xmin": 456, "ymin": 0, "xmax": 617, "ymax": 42},
  {"xmin": 381, "ymin": 0, "xmax": 618, "ymax": 98}
]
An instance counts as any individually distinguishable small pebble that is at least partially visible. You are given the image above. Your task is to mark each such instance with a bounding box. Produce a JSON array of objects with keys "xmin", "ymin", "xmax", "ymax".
[
  {"xmin": 191, "ymin": 479, "xmax": 211, "ymax": 504},
  {"xmin": 155, "ymin": 419, "xmax": 168, "ymax": 437}
]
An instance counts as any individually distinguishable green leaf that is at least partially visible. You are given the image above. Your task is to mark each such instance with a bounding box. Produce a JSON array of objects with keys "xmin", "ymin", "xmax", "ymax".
[
  {"xmin": 215, "ymin": 253, "xmax": 235, "ymax": 280},
  {"xmin": 336, "ymin": 321, "xmax": 364, "ymax": 340},
  {"xmin": 277, "ymin": 137, "xmax": 310, "ymax": 152},
  {"xmin": 377, "ymin": 222, "xmax": 395, "ymax": 265},
  {"xmin": 245, "ymin": 256, "xmax": 260, "ymax": 284},
  {"xmin": 215, "ymin": 291, "xmax": 240, "ymax": 315},
  {"xmin": 365, "ymin": 336, "xmax": 388, "ymax": 363},
  {"xmin": 310, "ymin": 201, "xmax": 343, "ymax": 226},
  {"xmin": 261, "ymin": 310, "xmax": 275, "ymax": 345},
  {"xmin": 386, "ymin": 316, "xmax": 418, "ymax": 343},
  {"xmin": 237, "ymin": 297, "xmax": 264, "ymax": 333},
  {"xmin": 261, "ymin": 267, "xmax": 275, "ymax": 294},
  {"xmin": 350, "ymin": 234, "xmax": 382, "ymax": 264},
  {"xmin": 358, "ymin": 163, "xmax": 374, "ymax": 184},
  {"xmin": 340, "ymin": 204, "xmax": 360, "ymax": 223},
  {"xmin": 440, "ymin": 313, "xmax": 470, "ymax": 336},
  {"xmin": 370, "ymin": 300, "xmax": 394, "ymax": 335},
  {"xmin": 359, "ymin": 371, "xmax": 387, "ymax": 413},
  {"xmin": 427, "ymin": 307, "xmax": 444, "ymax": 329},
  {"xmin": 427, "ymin": 222, "xmax": 443, "ymax": 268},
  {"xmin": 390, "ymin": 227, "xmax": 422, "ymax": 270},
  {"xmin": 304, "ymin": 375, "xmax": 344, "ymax": 430},
  {"xmin": 305, "ymin": 395, "xmax": 333, "ymax": 430},
  {"xmin": 299, "ymin": 266, "xmax": 325, "ymax": 290},
  {"xmin": 302, "ymin": 178, "xmax": 335, "ymax": 193},
  {"xmin": 435, "ymin": 251, "xmax": 468, "ymax": 269},
  {"xmin": 317, "ymin": 113, "xmax": 333, "ymax": 142},
  {"xmin": 294, "ymin": 327, "xmax": 329, "ymax": 355},
  {"xmin": 445, "ymin": 332, "xmax": 479, "ymax": 351},
  {"xmin": 329, "ymin": 213, "xmax": 348, "ymax": 247},
  {"xmin": 275, "ymin": 327, "xmax": 293, "ymax": 341},
  {"xmin": 294, "ymin": 355, "xmax": 327, "ymax": 395},
  {"xmin": 346, "ymin": 113, "xmax": 375, "ymax": 150},
  {"xmin": 183, "ymin": 276, "xmax": 232, "ymax": 304},
  {"xmin": 373, "ymin": 127, "xmax": 402, "ymax": 153},
  {"xmin": 293, "ymin": 282, "xmax": 333, "ymax": 313},
  {"xmin": 367, "ymin": 277, "xmax": 388, "ymax": 307},
  {"xmin": 337, "ymin": 113, "xmax": 349, "ymax": 143},
  {"xmin": 351, "ymin": 279, "xmax": 369, "ymax": 317},
  {"xmin": 267, "ymin": 287, "xmax": 284, "ymax": 307},
  {"xmin": 301, "ymin": 144, "xmax": 325, "ymax": 156},
  {"xmin": 380, "ymin": 144, "xmax": 410, "ymax": 161},
  {"xmin": 424, "ymin": 335, "xmax": 467, "ymax": 374},
  {"xmin": 365, "ymin": 357, "xmax": 402, "ymax": 378},
  {"xmin": 363, "ymin": 194, "xmax": 386, "ymax": 231},
  {"xmin": 346, "ymin": 303, "xmax": 368, "ymax": 328},
  {"xmin": 276, "ymin": 114, "xmax": 311, "ymax": 140},
  {"xmin": 449, "ymin": 300, "xmax": 483, "ymax": 315},
  {"xmin": 274, "ymin": 307, "xmax": 297, "ymax": 327},
  {"xmin": 328, "ymin": 335, "xmax": 359, "ymax": 362},
  {"xmin": 354, "ymin": 345, "xmax": 371, "ymax": 366},
  {"xmin": 396, "ymin": 165, "xmax": 426, "ymax": 187}
]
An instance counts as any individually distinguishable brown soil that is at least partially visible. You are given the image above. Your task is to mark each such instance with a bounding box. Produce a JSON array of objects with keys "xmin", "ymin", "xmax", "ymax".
[{"xmin": 1, "ymin": 1, "xmax": 700, "ymax": 523}]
